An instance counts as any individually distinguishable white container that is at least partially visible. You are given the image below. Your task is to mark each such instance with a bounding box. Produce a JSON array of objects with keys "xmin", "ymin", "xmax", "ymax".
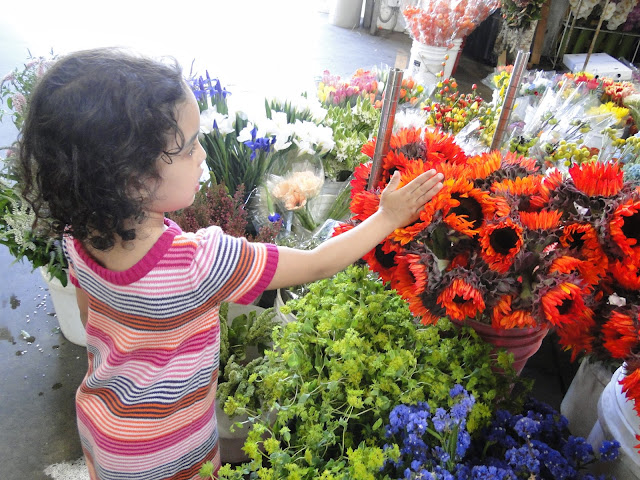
[
  {"xmin": 560, "ymin": 358, "xmax": 615, "ymax": 439},
  {"xmin": 329, "ymin": 0, "xmax": 364, "ymax": 29},
  {"xmin": 587, "ymin": 365, "xmax": 640, "ymax": 479},
  {"xmin": 39, "ymin": 267, "xmax": 86, "ymax": 347},
  {"xmin": 274, "ymin": 289, "xmax": 298, "ymax": 324},
  {"xmin": 408, "ymin": 38, "xmax": 463, "ymax": 86}
]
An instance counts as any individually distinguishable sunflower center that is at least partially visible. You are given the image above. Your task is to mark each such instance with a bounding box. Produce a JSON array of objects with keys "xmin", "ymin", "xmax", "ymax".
[
  {"xmin": 489, "ymin": 227, "xmax": 519, "ymax": 255},
  {"xmin": 557, "ymin": 298, "xmax": 573, "ymax": 315},
  {"xmin": 451, "ymin": 194, "xmax": 484, "ymax": 229},
  {"xmin": 621, "ymin": 212, "xmax": 640, "ymax": 245},
  {"xmin": 569, "ymin": 231, "xmax": 585, "ymax": 250},
  {"xmin": 398, "ymin": 142, "xmax": 426, "ymax": 160},
  {"xmin": 453, "ymin": 295, "xmax": 467, "ymax": 304},
  {"xmin": 375, "ymin": 244, "xmax": 396, "ymax": 269}
]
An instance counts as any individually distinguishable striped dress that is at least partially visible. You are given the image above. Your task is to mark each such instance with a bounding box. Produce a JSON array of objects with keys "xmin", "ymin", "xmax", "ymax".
[{"xmin": 63, "ymin": 218, "xmax": 278, "ymax": 480}]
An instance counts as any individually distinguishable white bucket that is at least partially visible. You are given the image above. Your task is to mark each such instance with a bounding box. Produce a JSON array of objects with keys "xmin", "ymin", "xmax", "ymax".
[
  {"xmin": 560, "ymin": 358, "xmax": 615, "ymax": 439},
  {"xmin": 328, "ymin": 0, "xmax": 364, "ymax": 29},
  {"xmin": 587, "ymin": 365, "xmax": 640, "ymax": 479},
  {"xmin": 408, "ymin": 39, "xmax": 463, "ymax": 86},
  {"xmin": 39, "ymin": 268, "xmax": 86, "ymax": 347}
]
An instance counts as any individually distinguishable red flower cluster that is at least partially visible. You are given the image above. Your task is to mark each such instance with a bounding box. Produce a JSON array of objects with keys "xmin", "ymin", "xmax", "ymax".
[{"xmin": 336, "ymin": 128, "xmax": 640, "ymax": 436}]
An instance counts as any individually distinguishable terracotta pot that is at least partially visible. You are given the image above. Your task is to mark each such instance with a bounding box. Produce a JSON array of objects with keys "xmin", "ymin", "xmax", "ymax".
[{"xmin": 452, "ymin": 318, "xmax": 548, "ymax": 374}]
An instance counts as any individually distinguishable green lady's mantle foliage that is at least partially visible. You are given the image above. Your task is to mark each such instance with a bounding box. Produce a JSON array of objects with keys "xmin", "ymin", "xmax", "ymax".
[{"xmin": 217, "ymin": 265, "xmax": 524, "ymax": 479}]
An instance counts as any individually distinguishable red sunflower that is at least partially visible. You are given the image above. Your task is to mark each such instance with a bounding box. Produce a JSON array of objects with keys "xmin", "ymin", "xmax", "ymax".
[
  {"xmin": 362, "ymin": 239, "xmax": 403, "ymax": 284},
  {"xmin": 558, "ymin": 223, "xmax": 608, "ymax": 285},
  {"xmin": 555, "ymin": 317, "xmax": 595, "ymax": 361},
  {"xmin": 407, "ymin": 296, "xmax": 441, "ymax": 325},
  {"xmin": 350, "ymin": 190, "xmax": 380, "ymax": 222},
  {"xmin": 422, "ymin": 128, "xmax": 468, "ymax": 165},
  {"xmin": 539, "ymin": 280, "xmax": 592, "ymax": 327},
  {"xmin": 361, "ymin": 138, "xmax": 376, "ymax": 159},
  {"xmin": 502, "ymin": 151, "xmax": 539, "ymax": 172},
  {"xmin": 478, "ymin": 217, "xmax": 524, "ymax": 273},
  {"xmin": 350, "ymin": 161, "xmax": 373, "ymax": 197},
  {"xmin": 569, "ymin": 161, "xmax": 624, "ymax": 197},
  {"xmin": 379, "ymin": 150, "xmax": 412, "ymax": 187},
  {"xmin": 437, "ymin": 275, "xmax": 486, "ymax": 321},
  {"xmin": 610, "ymin": 257, "xmax": 640, "ymax": 290},
  {"xmin": 491, "ymin": 294, "xmax": 537, "ymax": 329},
  {"xmin": 620, "ymin": 368, "xmax": 640, "ymax": 419},
  {"xmin": 601, "ymin": 310, "xmax": 640, "ymax": 360},
  {"xmin": 608, "ymin": 198, "xmax": 640, "ymax": 259}
]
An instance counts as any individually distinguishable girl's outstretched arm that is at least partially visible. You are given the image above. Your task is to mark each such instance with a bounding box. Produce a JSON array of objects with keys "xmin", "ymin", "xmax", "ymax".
[{"xmin": 267, "ymin": 169, "xmax": 444, "ymax": 290}]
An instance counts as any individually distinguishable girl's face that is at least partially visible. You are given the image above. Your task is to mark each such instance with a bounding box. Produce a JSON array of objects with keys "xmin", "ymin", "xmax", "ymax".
[{"xmin": 148, "ymin": 89, "xmax": 206, "ymax": 214}]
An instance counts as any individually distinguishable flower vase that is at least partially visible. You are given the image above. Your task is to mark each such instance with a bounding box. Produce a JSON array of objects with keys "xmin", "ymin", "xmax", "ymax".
[
  {"xmin": 587, "ymin": 365, "xmax": 640, "ymax": 479},
  {"xmin": 452, "ymin": 318, "xmax": 548, "ymax": 374},
  {"xmin": 39, "ymin": 267, "xmax": 86, "ymax": 347},
  {"xmin": 560, "ymin": 358, "xmax": 616, "ymax": 439}
]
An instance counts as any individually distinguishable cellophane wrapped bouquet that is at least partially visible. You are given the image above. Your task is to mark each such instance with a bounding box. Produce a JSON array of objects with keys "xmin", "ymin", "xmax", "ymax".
[{"xmin": 403, "ymin": 0, "xmax": 500, "ymax": 48}]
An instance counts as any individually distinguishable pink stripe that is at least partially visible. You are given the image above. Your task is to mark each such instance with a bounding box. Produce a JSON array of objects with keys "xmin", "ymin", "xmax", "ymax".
[
  {"xmin": 77, "ymin": 401, "xmax": 216, "ymax": 456},
  {"xmin": 87, "ymin": 326, "xmax": 217, "ymax": 370},
  {"xmin": 237, "ymin": 243, "xmax": 279, "ymax": 304}
]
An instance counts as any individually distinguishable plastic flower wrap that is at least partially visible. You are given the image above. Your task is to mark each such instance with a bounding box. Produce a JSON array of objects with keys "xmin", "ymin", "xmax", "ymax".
[
  {"xmin": 422, "ymin": 77, "xmax": 483, "ymax": 134},
  {"xmin": 403, "ymin": 0, "xmax": 501, "ymax": 48}
]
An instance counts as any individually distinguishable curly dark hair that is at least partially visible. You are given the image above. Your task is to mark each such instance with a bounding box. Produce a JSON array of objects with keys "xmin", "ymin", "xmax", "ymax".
[{"xmin": 18, "ymin": 47, "xmax": 188, "ymax": 251}]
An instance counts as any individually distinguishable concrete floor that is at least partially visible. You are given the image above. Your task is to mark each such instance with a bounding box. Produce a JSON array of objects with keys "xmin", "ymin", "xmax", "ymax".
[{"xmin": 0, "ymin": 2, "xmax": 577, "ymax": 479}]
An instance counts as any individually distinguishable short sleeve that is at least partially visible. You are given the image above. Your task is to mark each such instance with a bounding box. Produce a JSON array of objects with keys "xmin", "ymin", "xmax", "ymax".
[{"xmin": 192, "ymin": 227, "xmax": 279, "ymax": 305}]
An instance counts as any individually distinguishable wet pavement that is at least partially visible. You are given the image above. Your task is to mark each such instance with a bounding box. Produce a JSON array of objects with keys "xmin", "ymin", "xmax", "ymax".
[{"xmin": 0, "ymin": 2, "xmax": 577, "ymax": 479}]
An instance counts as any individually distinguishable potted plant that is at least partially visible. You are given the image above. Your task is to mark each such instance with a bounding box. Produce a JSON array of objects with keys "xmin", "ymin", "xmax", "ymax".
[
  {"xmin": 208, "ymin": 265, "xmax": 526, "ymax": 479},
  {"xmin": 215, "ymin": 301, "xmax": 279, "ymax": 464},
  {"xmin": 0, "ymin": 53, "xmax": 85, "ymax": 344}
]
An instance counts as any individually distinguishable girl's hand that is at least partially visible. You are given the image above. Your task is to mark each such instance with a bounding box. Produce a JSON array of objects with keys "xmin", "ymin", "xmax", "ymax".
[{"xmin": 379, "ymin": 169, "xmax": 444, "ymax": 229}]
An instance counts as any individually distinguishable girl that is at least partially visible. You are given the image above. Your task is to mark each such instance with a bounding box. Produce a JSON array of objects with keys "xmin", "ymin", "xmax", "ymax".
[{"xmin": 18, "ymin": 48, "xmax": 444, "ymax": 480}]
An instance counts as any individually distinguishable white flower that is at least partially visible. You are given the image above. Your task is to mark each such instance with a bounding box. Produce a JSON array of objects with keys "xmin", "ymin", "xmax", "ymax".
[
  {"xmin": 237, "ymin": 122, "xmax": 256, "ymax": 143},
  {"xmin": 199, "ymin": 106, "xmax": 234, "ymax": 136}
]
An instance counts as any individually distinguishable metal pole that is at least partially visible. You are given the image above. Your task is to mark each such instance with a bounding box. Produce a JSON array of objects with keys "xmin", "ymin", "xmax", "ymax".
[
  {"xmin": 582, "ymin": 0, "xmax": 610, "ymax": 71},
  {"xmin": 368, "ymin": 68, "xmax": 404, "ymax": 191},
  {"xmin": 490, "ymin": 50, "xmax": 530, "ymax": 151}
]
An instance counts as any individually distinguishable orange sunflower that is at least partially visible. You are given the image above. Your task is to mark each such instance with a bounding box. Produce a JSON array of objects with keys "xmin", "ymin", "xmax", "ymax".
[
  {"xmin": 379, "ymin": 150, "xmax": 412, "ymax": 187},
  {"xmin": 438, "ymin": 179, "xmax": 500, "ymax": 236},
  {"xmin": 478, "ymin": 217, "xmax": 524, "ymax": 273},
  {"xmin": 391, "ymin": 252, "xmax": 431, "ymax": 300},
  {"xmin": 389, "ymin": 127, "xmax": 427, "ymax": 160},
  {"xmin": 569, "ymin": 161, "xmax": 624, "ymax": 197},
  {"xmin": 437, "ymin": 274, "xmax": 486, "ymax": 321},
  {"xmin": 466, "ymin": 151, "xmax": 502, "ymax": 180},
  {"xmin": 558, "ymin": 223, "xmax": 608, "ymax": 285},
  {"xmin": 491, "ymin": 294, "xmax": 537, "ymax": 329},
  {"xmin": 502, "ymin": 151, "xmax": 539, "ymax": 173},
  {"xmin": 519, "ymin": 210, "xmax": 563, "ymax": 230},
  {"xmin": 608, "ymin": 198, "xmax": 640, "ymax": 259},
  {"xmin": 491, "ymin": 175, "xmax": 549, "ymax": 212},
  {"xmin": 601, "ymin": 310, "xmax": 640, "ymax": 360}
]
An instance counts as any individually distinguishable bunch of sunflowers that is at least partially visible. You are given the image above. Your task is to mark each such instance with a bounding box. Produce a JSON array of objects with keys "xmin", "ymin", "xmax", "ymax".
[{"xmin": 336, "ymin": 128, "xmax": 640, "ymax": 439}]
